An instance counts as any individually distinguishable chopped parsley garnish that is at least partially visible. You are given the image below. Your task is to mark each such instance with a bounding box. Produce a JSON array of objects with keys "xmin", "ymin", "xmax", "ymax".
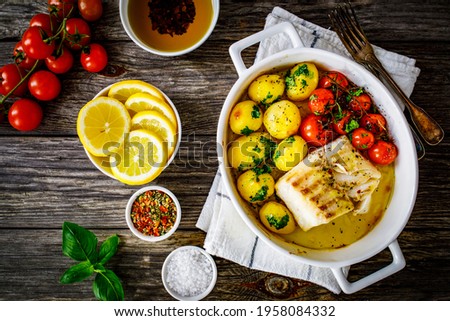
[
  {"xmin": 345, "ymin": 119, "xmax": 359, "ymax": 133},
  {"xmin": 252, "ymin": 164, "xmax": 272, "ymax": 176},
  {"xmin": 285, "ymin": 64, "xmax": 313, "ymax": 89},
  {"xmin": 251, "ymin": 105, "xmax": 261, "ymax": 119},
  {"xmin": 250, "ymin": 185, "xmax": 269, "ymax": 202},
  {"xmin": 346, "ymin": 87, "xmax": 364, "ymax": 102},
  {"xmin": 252, "ymin": 145, "xmax": 261, "ymax": 153},
  {"xmin": 261, "ymin": 92, "xmax": 274, "ymax": 107},
  {"xmin": 259, "ymin": 136, "xmax": 277, "ymax": 160},
  {"xmin": 240, "ymin": 126, "xmax": 254, "ymax": 136},
  {"xmin": 266, "ymin": 214, "xmax": 290, "ymax": 230},
  {"xmin": 285, "ymin": 136, "xmax": 295, "ymax": 143},
  {"xmin": 273, "ymin": 149, "xmax": 281, "ymax": 161}
]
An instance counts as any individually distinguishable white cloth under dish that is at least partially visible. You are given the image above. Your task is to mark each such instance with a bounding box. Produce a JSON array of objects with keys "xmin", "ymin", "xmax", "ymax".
[{"xmin": 196, "ymin": 6, "xmax": 420, "ymax": 294}]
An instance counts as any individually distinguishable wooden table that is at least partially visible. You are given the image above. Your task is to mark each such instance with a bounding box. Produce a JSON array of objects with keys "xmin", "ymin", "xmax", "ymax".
[{"xmin": 1, "ymin": 0, "xmax": 449, "ymax": 301}]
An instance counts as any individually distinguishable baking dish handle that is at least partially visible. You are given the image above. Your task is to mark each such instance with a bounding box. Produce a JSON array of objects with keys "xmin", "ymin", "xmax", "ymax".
[
  {"xmin": 331, "ymin": 240, "xmax": 406, "ymax": 294},
  {"xmin": 229, "ymin": 22, "xmax": 304, "ymax": 77}
]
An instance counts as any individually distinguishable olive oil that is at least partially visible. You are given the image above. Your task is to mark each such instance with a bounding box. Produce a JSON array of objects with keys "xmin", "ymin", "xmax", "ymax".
[{"xmin": 128, "ymin": 0, "xmax": 214, "ymax": 52}]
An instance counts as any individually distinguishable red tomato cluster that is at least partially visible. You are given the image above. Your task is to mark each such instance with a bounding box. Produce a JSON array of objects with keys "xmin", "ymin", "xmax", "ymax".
[
  {"xmin": 0, "ymin": 0, "xmax": 106, "ymax": 131},
  {"xmin": 299, "ymin": 71, "xmax": 398, "ymax": 165}
]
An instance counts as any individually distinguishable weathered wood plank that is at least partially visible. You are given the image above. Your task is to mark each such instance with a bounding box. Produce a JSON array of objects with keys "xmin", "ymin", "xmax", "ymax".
[{"xmin": 0, "ymin": 229, "xmax": 448, "ymax": 300}]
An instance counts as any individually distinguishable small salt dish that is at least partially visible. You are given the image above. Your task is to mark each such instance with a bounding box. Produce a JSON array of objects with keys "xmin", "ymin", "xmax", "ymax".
[
  {"xmin": 125, "ymin": 186, "xmax": 181, "ymax": 242},
  {"xmin": 162, "ymin": 246, "xmax": 217, "ymax": 301}
]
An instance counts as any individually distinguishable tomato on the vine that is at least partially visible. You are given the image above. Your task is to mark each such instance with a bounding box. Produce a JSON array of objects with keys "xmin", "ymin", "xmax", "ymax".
[
  {"xmin": 29, "ymin": 13, "xmax": 57, "ymax": 35},
  {"xmin": 65, "ymin": 18, "xmax": 91, "ymax": 50},
  {"xmin": 0, "ymin": 63, "xmax": 28, "ymax": 97},
  {"xmin": 308, "ymin": 88, "xmax": 335, "ymax": 115},
  {"xmin": 28, "ymin": 70, "xmax": 61, "ymax": 101},
  {"xmin": 22, "ymin": 26, "xmax": 55, "ymax": 60},
  {"xmin": 80, "ymin": 43, "xmax": 108, "ymax": 73},
  {"xmin": 360, "ymin": 113, "xmax": 387, "ymax": 136},
  {"xmin": 368, "ymin": 140, "xmax": 398, "ymax": 165},
  {"xmin": 48, "ymin": 0, "xmax": 75, "ymax": 21},
  {"xmin": 348, "ymin": 90, "xmax": 372, "ymax": 114},
  {"xmin": 45, "ymin": 47, "xmax": 74, "ymax": 74},
  {"xmin": 332, "ymin": 109, "xmax": 358, "ymax": 135},
  {"xmin": 299, "ymin": 114, "xmax": 334, "ymax": 147},
  {"xmin": 351, "ymin": 128, "xmax": 375, "ymax": 150},
  {"xmin": 13, "ymin": 41, "xmax": 38, "ymax": 71},
  {"xmin": 319, "ymin": 71, "xmax": 349, "ymax": 90},
  {"xmin": 8, "ymin": 98, "xmax": 43, "ymax": 131},
  {"xmin": 78, "ymin": 0, "xmax": 103, "ymax": 22}
]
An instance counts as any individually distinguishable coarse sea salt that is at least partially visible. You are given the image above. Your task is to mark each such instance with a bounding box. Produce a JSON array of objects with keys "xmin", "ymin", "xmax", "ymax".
[{"xmin": 165, "ymin": 248, "xmax": 213, "ymax": 297}]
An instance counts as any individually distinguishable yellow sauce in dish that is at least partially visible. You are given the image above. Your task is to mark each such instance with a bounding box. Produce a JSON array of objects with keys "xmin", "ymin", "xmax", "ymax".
[{"xmin": 127, "ymin": 0, "xmax": 214, "ymax": 53}]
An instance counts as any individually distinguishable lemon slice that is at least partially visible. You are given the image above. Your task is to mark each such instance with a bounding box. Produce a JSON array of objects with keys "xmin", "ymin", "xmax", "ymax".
[
  {"xmin": 77, "ymin": 97, "xmax": 131, "ymax": 157},
  {"xmin": 131, "ymin": 110, "xmax": 177, "ymax": 157},
  {"xmin": 110, "ymin": 129, "xmax": 167, "ymax": 185},
  {"xmin": 125, "ymin": 92, "xmax": 177, "ymax": 127},
  {"xmin": 108, "ymin": 80, "xmax": 165, "ymax": 103}
]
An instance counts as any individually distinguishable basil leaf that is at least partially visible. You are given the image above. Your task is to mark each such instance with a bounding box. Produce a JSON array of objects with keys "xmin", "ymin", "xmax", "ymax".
[
  {"xmin": 93, "ymin": 270, "xmax": 124, "ymax": 301},
  {"xmin": 98, "ymin": 234, "xmax": 120, "ymax": 265},
  {"xmin": 62, "ymin": 222, "xmax": 98, "ymax": 263},
  {"xmin": 60, "ymin": 261, "xmax": 94, "ymax": 284}
]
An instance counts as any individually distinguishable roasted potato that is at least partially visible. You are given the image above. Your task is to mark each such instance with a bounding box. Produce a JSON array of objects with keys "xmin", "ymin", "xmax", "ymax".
[
  {"xmin": 273, "ymin": 135, "xmax": 308, "ymax": 171},
  {"xmin": 248, "ymin": 74, "xmax": 285, "ymax": 106},
  {"xmin": 263, "ymin": 100, "xmax": 301, "ymax": 139},
  {"xmin": 259, "ymin": 201, "xmax": 296, "ymax": 234},
  {"xmin": 229, "ymin": 100, "xmax": 263, "ymax": 135},
  {"xmin": 227, "ymin": 132, "xmax": 274, "ymax": 170},
  {"xmin": 237, "ymin": 170, "xmax": 275, "ymax": 203},
  {"xmin": 285, "ymin": 62, "xmax": 319, "ymax": 101}
]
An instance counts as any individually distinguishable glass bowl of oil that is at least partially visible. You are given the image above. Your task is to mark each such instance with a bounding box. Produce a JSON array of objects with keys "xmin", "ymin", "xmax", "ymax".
[{"xmin": 119, "ymin": 0, "xmax": 219, "ymax": 56}]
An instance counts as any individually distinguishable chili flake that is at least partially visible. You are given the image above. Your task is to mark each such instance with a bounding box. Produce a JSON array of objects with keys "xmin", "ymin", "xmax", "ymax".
[
  {"xmin": 147, "ymin": 0, "xmax": 196, "ymax": 36},
  {"xmin": 131, "ymin": 190, "xmax": 177, "ymax": 237}
]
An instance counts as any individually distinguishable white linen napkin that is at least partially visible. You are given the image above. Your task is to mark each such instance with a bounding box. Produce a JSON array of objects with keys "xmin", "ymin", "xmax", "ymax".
[{"xmin": 196, "ymin": 7, "xmax": 420, "ymax": 294}]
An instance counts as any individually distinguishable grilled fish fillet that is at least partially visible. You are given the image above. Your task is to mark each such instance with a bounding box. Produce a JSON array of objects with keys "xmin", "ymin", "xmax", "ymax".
[{"xmin": 275, "ymin": 136, "xmax": 381, "ymax": 231}]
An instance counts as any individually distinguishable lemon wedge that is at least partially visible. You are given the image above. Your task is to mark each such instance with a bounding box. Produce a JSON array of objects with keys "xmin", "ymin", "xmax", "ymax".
[
  {"xmin": 77, "ymin": 97, "xmax": 131, "ymax": 157},
  {"xmin": 130, "ymin": 110, "xmax": 177, "ymax": 157},
  {"xmin": 110, "ymin": 129, "xmax": 167, "ymax": 185},
  {"xmin": 124, "ymin": 92, "xmax": 177, "ymax": 127},
  {"xmin": 107, "ymin": 80, "xmax": 165, "ymax": 103}
]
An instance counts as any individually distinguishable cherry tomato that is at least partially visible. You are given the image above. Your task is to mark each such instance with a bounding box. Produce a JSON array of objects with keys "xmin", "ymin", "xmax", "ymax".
[
  {"xmin": 48, "ymin": 0, "xmax": 75, "ymax": 21},
  {"xmin": 8, "ymin": 98, "xmax": 43, "ymax": 131},
  {"xmin": 65, "ymin": 18, "xmax": 91, "ymax": 50},
  {"xmin": 360, "ymin": 113, "xmax": 387, "ymax": 136},
  {"xmin": 0, "ymin": 64, "xmax": 28, "ymax": 97},
  {"xmin": 351, "ymin": 128, "xmax": 375, "ymax": 150},
  {"xmin": 78, "ymin": 0, "xmax": 103, "ymax": 22},
  {"xmin": 29, "ymin": 13, "xmax": 57, "ymax": 34},
  {"xmin": 13, "ymin": 41, "xmax": 38, "ymax": 70},
  {"xmin": 348, "ymin": 91, "xmax": 372, "ymax": 114},
  {"xmin": 22, "ymin": 26, "xmax": 55, "ymax": 60},
  {"xmin": 368, "ymin": 140, "xmax": 398, "ymax": 165},
  {"xmin": 80, "ymin": 43, "xmax": 108, "ymax": 72},
  {"xmin": 299, "ymin": 114, "xmax": 334, "ymax": 147},
  {"xmin": 308, "ymin": 88, "xmax": 335, "ymax": 115},
  {"xmin": 45, "ymin": 47, "xmax": 74, "ymax": 74},
  {"xmin": 332, "ymin": 109, "xmax": 358, "ymax": 135},
  {"xmin": 319, "ymin": 71, "xmax": 349, "ymax": 89},
  {"xmin": 28, "ymin": 70, "xmax": 61, "ymax": 101}
]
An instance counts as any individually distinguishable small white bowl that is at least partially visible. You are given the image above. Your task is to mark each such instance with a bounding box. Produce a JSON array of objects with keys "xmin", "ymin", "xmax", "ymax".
[
  {"xmin": 119, "ymin": 0, "xmax": 220, "ymax": 56},
  {"xmin": 162, "ymin": 246, "xmax": 217, "ymax": 300},
  {"xmin": 125, "ymin": 186, "xmax": 181, "ymax": 242}
]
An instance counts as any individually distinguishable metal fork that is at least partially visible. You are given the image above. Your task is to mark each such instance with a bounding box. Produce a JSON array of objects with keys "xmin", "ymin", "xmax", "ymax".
[{"xmin": 329, "ymin": 2, "xmax": 444, "ymax": 150}]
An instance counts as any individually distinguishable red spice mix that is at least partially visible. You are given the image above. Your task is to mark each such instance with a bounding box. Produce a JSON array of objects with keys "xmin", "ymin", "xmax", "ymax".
[{"xmin": 131, "ymin": 190, "xmax": 177, "ymax": 236}]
